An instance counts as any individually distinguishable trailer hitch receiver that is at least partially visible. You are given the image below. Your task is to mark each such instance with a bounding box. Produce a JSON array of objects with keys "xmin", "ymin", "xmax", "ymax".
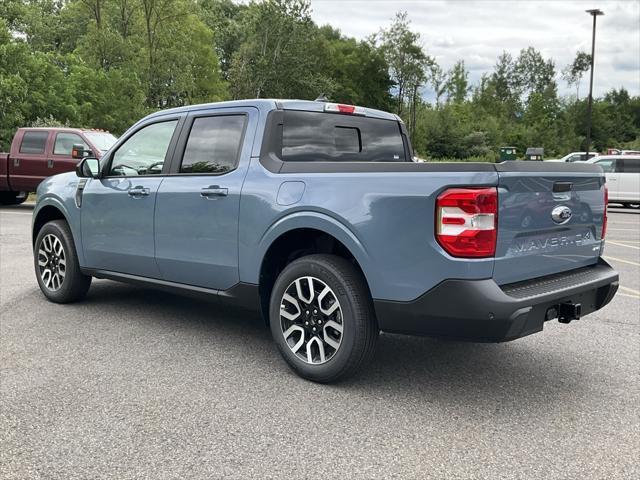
[{"xmin": 558, "ymin": 302, "xmax": 582, "ymax": 324}]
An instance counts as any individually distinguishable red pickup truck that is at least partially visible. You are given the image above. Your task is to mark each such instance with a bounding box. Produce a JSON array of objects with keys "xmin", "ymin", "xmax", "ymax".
[{"xmin": 0, "ymin": 127, "xmax": 117, "ymax": 205}]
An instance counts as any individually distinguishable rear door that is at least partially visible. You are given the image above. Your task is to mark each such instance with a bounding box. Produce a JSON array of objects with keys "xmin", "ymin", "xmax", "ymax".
[
  {"xmin": 154, "ymin": 107, "xmax": 257, "ymax": 289},
  {"xmin": 618, "ymin": 157, "xmax": 640, "ymax": 202},
  {"xmin": 493, "ymin": 162, "xmax": 605, "ymax": 285},
  {"xmin": 8, "ymin": 129, "xmax": 51, "ymax": 191}
]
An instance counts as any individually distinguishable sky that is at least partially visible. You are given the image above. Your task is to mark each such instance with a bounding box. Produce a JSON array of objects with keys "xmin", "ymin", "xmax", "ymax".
[{"xmin": 309, "ymin": 0, "xmax": 640, "ymax": 99}]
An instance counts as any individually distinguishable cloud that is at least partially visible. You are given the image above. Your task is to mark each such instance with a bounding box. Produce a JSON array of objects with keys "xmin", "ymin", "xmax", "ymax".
[{"xmin": 310, "ymin": 0, "xmax": 640, "ymax": 97}]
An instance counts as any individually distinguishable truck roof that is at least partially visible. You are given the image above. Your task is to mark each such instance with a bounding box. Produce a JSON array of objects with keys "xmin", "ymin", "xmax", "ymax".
[
  {"xmin": 147, "ymin": 99, "xmax": 400, "ymax": 122},
  {"xmin": 17, "ymin": 127, "xmax": 111, "ymax": 134}
]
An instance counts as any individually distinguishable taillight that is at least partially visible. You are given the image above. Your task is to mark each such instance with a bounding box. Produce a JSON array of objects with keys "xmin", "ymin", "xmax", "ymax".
[
  {"xmin": 436, "ymin": 187, "xmax": 498, "ymax": 258},
  {"xmin": 602, "ymin": 185, "xmax": 608, "ymax": 239}
]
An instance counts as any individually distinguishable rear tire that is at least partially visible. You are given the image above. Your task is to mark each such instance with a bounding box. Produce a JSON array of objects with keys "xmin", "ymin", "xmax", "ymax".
[
  {"xmin": 0, "ymin": 191, "xmax": 27, "ymax": 205},
  {"xmin": 34, "ymin": 220, "xmax": 91, "ymax": 303},
  {"xmin": 269, "ymin": 254, "xmax": 378, "ymax": 383}
]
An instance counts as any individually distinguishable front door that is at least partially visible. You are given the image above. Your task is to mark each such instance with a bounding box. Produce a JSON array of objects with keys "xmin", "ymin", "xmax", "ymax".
[
  {"xmin": 595, "ymin": 158, "xmax": 619, "ymax": 200},
  {"xmin": 81, "ymin": 118, "xmax": 181, "ymax": 278},
  {"xmin": 50, "ymin": 131, "xmax": 90, "ymax": 177},
  {"xmin": 154, "ymin": 109, "xmax": 256, "ymax": 290}
]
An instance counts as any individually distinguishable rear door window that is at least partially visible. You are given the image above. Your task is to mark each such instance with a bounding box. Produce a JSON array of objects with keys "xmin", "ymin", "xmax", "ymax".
[
  {"xmin": 19, "ymin": 131, "xmax": 49, "ymax": 154},
  {"xmin": 180, "ymin": 115, "xmax": 246, "ymax": 174},
  {"xmin": 621, "ymin": 158, "xmax": 640, "ymax": 173},
  {"xmin": 282, "ymin": 111, "xmax": 406, "ymax": 162}
]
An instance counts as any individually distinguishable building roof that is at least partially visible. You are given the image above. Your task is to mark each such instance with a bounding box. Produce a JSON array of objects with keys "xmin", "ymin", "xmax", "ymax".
[{"xmin": 526, "ymin": 147, "xmax": 544, "ymax": 155}]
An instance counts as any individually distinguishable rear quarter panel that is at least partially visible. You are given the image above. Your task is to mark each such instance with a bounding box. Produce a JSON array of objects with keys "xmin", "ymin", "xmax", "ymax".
[{"xmin": 239, "ymin": 158, "xmax": 498, "ymax": 302}]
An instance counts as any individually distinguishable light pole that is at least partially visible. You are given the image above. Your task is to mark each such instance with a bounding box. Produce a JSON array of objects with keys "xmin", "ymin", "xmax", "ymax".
[{"xmin": 585, "ymin": 8, "xmax": 604, "ymax": 157}]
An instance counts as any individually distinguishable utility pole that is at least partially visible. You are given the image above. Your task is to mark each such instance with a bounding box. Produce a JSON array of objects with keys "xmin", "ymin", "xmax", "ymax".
[{"xmin": 585, "ymin": 8, "xmax": 604, "ymax": 157}]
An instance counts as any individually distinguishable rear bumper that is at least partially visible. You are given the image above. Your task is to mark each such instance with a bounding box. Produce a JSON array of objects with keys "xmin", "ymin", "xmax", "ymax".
[{"xmin": 374, "ymin": 259, "xmax": 619, "ymax": 342}]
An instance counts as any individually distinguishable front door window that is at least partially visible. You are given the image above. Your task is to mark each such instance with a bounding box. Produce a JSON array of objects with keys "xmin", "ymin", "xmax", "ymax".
[{"xmin": 109, "ymin": 121, "xmax": 178, "ymax": 176}]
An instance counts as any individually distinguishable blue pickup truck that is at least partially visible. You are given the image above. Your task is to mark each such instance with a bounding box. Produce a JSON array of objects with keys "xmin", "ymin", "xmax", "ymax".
[{"xmin": 32, "ymin": 99, "xmax": 619, "ymax": 382}]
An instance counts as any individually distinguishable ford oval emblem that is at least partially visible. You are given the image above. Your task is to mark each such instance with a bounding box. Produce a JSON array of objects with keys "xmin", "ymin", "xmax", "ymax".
[{"xmin": 551, "ymin": 205, "xmax": 572, "ymax": 224}]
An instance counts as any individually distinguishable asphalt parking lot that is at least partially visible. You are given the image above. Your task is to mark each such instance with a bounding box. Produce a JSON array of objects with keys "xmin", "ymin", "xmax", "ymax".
[{"xmin": 1, "ymin": 204, "xmax": 638, "ymax": 479}]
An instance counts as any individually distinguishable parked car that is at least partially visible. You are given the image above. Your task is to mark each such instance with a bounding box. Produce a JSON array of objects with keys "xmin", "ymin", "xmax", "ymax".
[
  {"xmin": 606, "ymin": 148, "xmax": 640, "ymax": 155},
  {"xmin": 32, "ymin": 99, "xmax": 619, "ymax": 382},
  {"xmin": 545, "ymin": 152, "xmax": 598, "ymax": 163},
  {"xmin": 0, "ymin": 127, "xmax": 117, "ymax": 204},
  {"xmin": 587, "ymin": 155, "xmax": 640, "ymax": 208}
]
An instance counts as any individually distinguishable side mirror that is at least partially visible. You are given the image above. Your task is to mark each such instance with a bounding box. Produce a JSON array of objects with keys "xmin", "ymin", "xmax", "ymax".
[
  {"xmin": 71, "ymin": 143, "xmax": 90, "ymax": 160},
  {"xmin": 76, "ymin": 157, "xmax": 100, "ymax": 178}
]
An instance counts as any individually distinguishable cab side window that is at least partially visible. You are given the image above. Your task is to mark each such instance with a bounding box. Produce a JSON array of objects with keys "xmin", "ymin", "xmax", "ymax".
[
  {"xmin": 179, "ymin": 115, "xmax": 246, "ymax": 174},
  {"xmin": 109, "ymin": 120, "xmax": 178, "ymax": 176},
  {"xmin": 596, "ymin": 159, "xmax": 616, "ymax": 173},
  {"xmin": 54, "ymin": 133, "xmax": 89, "ymax": 155},
  {"xmin": 19, "ymin": 131, "xmax": 49, "ymax": 154}
]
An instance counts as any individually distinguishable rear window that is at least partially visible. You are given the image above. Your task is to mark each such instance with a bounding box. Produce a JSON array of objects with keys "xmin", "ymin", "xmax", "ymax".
[
  {"xmin": 19, "ymin": 131, "xmax": 49, "ymax": 154},
  {"xmin": 282, "ymin": 111, "xmax": 406, "ymax": 162}
]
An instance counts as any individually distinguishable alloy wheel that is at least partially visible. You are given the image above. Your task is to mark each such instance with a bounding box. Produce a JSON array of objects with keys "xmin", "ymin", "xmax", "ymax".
[
  {"xmin": 279, "ymin": 276, "xmax": 344, "ymax": 365},
  {"xmin": 38, "ymin": 234, "xmax": 66, "ymax": 291}
]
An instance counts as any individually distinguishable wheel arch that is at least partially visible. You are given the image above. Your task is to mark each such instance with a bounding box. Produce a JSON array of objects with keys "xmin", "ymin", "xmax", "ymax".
[
  {"xmin": 254, "ymin": 215, "xmax": 373, "ymax": 324},
  {"xmin": 32, "ymin": 204, "xmax": 70, "ymax": 245}
]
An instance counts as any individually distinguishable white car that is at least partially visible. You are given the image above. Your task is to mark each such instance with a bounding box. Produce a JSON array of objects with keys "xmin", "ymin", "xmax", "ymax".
[
  {"xmin": 546, "ymin": 152, "xmax": 598, "ymax": 163},
  {"xmin": 587, "ymin": 155, "xmax": 640, "ymax": 208}
]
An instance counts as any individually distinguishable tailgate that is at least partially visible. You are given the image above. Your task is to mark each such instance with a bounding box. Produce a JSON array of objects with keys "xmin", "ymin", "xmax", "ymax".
[{"xmin": 493, "ymin": 162, "xmax": 606, "ymax": 285}]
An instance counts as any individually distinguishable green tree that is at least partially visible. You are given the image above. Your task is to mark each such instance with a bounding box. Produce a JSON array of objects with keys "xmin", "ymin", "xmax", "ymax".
[
  {"xmin": 562, "ymin": 51, "xmax": 591, "ymax": 99},
  {"xmin": 445, "ymin": 60, "xmax": 469, "ymax": 104},
  {"xmin": 228, "ymin": 0, "xmax": 326, "ymax": 99}
]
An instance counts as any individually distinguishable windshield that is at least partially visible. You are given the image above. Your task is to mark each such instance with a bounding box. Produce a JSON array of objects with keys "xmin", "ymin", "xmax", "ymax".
[{"xmin": 84, "ymin": 132, "xmax": 118, "ymax": 152}]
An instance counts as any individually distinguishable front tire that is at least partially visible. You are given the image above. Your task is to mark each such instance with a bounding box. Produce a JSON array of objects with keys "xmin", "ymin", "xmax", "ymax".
[
  {"xmin": 269, "ymin": 254, "xmax": 378, "ymax": 383},
  {"xmin": 34, "ymin": 220, "xmax": 91, "ymax": 303}
]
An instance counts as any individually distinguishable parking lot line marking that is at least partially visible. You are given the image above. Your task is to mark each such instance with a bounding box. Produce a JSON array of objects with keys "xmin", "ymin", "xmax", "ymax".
[
  {"xmin": 618, "ymin": 292, "xmax": 640, "ymax": 300},
  {"xmin": 619, "ymin": 285, "xmax": 640, "ymax": 295},
  {"xmin": 608, "ymin": 239, "xmax": 640, "ymax": 243},
  {"xmin": 605, "ymin": 228, "xmax": 640, "ymax": 232},
  {"xmin": 603, "ymin": 255, "xmax": 640, "ymax": 267},
  {"xmin": 607, "ymin": 241, "xmax": 640, "ymax": 250},
  {"xmin": 0, "ymin": 211, "xmax": 32, "ymax": 216}
]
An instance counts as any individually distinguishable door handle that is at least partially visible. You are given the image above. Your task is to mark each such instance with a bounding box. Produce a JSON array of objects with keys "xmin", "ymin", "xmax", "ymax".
[
  {"xmin": 128, "ymin": 186, "xmax": 150, "ymax": 197},
  {"xmin": 47, "ymin": 159, "xmax": 54, "ymax": 168},
  {"xmin": 13, "ymin": 158, "xmax": 19, "ymax": 167},
  {"xmin": 201, "ymin": 185, "xmax": 228, "ymax": 198}
]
